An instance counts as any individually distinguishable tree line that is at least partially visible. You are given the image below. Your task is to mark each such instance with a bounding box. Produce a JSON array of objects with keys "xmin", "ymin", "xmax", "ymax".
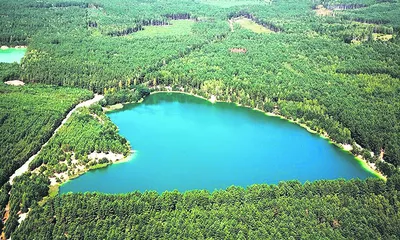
[{"xmin": 10, "ymin": 176, "xmax": 400, "ymax": 239}]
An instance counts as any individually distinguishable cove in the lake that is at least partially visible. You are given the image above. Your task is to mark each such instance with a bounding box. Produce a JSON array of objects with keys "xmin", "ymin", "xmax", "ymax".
[
  {"xmin": 60, "ymin": 93, "xmax": 377, "ymax": 194},
  {"xmin": 0, "ymin": 48, "xmax": 26, "ymax": 63}
]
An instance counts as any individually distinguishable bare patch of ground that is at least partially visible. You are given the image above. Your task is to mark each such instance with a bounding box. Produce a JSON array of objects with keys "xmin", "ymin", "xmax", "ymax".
[
  {"xmin": 88, "ymin": 151, "xmax": 124, "ymax": 163},
  {"xmin": 48, "ymin": 151, "xmax": 125, "ymax": 186},
  {"xmin": 2, "ymin": 204, "xmax": 9, "ymax": 223},
  {"xmin": 210, "ymin": 95, "xmax": 217, "ymax": 103},
  {"xmin": 230, "ymin": 48, "xmax": 247, "ymax": 53},
  {"xmin": 314, "ymin": 5, "xmax": 333, "ymax": 16},
  {"xmin": 17, "ymin": 212, "xmax": 28, "ymax": 224},
  {"xmin": 341, "ymin": 144, "xmax": 353, "ymax": 151},
  {"xmin": 54, "ymin": 172, "xmax": 69, "ymax": 183},
  {"xmin": 1, "ymin": 45, "xmax": 27, "ymax": 50},
  {"xmin": 228, "ymin": 19, "xmax": 234, "ymax": 32},
  {"xmin": 4, "ymin": 80, "xmax": 25, "ymax": 86},
  {"xmin": 379, "ymin": 149, "xmax": 385, "ymax": 160}
]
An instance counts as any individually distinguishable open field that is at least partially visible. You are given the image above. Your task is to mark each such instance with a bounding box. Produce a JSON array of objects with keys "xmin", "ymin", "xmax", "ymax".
[
  {"xmin": 132, "ymin": 20, "xmax": 196, "ymax": 38},
  {"xmin": 234, "ymin": 17, "xmax": 273, "ymax": 33}
]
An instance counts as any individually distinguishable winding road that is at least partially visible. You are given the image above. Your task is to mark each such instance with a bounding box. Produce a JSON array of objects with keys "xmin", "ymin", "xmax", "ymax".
[{"xmin": 9, "ymin": 94, "xmax": 104, "ymax": 185}]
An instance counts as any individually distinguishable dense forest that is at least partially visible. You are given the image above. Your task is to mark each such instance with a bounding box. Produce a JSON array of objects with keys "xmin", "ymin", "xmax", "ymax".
[
  {"xmin": 1, "ymin": 0, "xmax": 399, "ymax": 173},
  {"xmin": 0, "ymin": 83, "xmax": 91, "ymax": 237},
  {"xmin": 2, "ymin": 105, "xmax": 130, "ymax": 238},
  {"xmin": 1, "ymin": 0, "xmax": 400, "ymax": 238},
  {"xmin": 0, "ymin": 83, "xmax": 91, "ymax": 186},
  {"xmin": 11, "ymin": 177, "xmax": 400, "ymax": 239}
]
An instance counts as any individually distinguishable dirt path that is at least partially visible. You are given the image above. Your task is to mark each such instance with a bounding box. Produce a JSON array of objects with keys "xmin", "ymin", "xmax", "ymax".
[
  {"xmin": 228, "ymin": 19, "xmax": 234, "ymax": 32},
  {"xmin": 9, "ymin": 94, "xmax": 104, "ymax": 185},
  {"xmin": 4, "ymin": 94, "xmax": 103, "ymax": 238},
  {"xmin": 2, "ymin": 204, "xmax": 9, "ymax": 222}
]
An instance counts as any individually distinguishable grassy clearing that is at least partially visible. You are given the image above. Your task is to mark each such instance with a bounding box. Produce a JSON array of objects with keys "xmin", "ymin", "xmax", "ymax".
[
  {"xmin": 234, "ymin": 18, "xmax": 273, "ymax": 34},
  {"xmin": 38, "ymin": 185, "xmax": 59, "ymax": 206},
  {"xmin": 48, "ymin": 185, "xmax": 59, "ymax": 198},
  {"xmin": 132, "ymin": 20, "xmax": 195, "ymax": 38},
  {"xmin": 373, "ymin": 33, "xmax": 393, "ymax": 41},
  {"xmin": 89, "ymin": 162, "xmax": 110, "ymax": 170},
  {"xmin": 314, "ymin": 5, "xmax": 333, "ymax": 16},
  {"xmin": 200, "ymin": 0, "xmax": 266, "ymax": 8}
]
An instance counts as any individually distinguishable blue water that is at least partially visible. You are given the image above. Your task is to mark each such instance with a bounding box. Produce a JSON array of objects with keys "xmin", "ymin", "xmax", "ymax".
[
  {"xmin": 0, "ymin": 48, "xmax": 26, "ymax": 63},
  {"xmin": 60, "ymin": 92, "xmax": 376, "ymax": 194}
]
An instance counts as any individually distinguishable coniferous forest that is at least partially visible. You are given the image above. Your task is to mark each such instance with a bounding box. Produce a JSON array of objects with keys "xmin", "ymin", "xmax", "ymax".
[{"xmin": 0, "ymin": 0, "xmax": 400, "ymax": 238}]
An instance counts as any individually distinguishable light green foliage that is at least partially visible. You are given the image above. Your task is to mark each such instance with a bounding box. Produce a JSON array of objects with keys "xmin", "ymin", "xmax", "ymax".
[
  {"xmin": 200, "ymin": 0, "xmax": 266, "ymax": 8},
  {"xmin": 29, "ymin": 105, "xmax": 130, "ymax": 177},
  {"xmin": 234, "ymin": 17, "xmax": 273, "ymax": 33},
  {"xmin": 133, "ymin": 20, "xmax": 196, "ymax": 38},
  {"xmin": 12, "ymin": 178, "xmax": 400, "ymax": 239}
]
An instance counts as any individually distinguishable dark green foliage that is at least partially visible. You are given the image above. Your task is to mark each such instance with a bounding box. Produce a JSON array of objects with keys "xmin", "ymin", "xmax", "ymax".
[
  {"xmin": 0, "ymin": 84, "xmax": 92, "ymax": 187},
  {"xmin": 101, "ymin": 85, "xmax": 150, "ymax": 106},
  {"xmin": 12, "ymin": 178, "xmax": 400, "ymax": 239},
  {"xmin": 28, "ymin": 105, "xmax": 130, "ymax": 175},
  {"xmin": 5, "ymin": 173, "xmax": 49, "ymax": 238},
  {"xmin": 387, "ymin": 173, "xmax": 400, "ymax": 191},
  {"xmin": 4, "ymin": 214, "xmax": 18, "ymax": 239},
  {"xmin": 1, "ymin": 0, "xmax": 399, "ymax": 171},
  {"xmin": 0, "ymin": 63, "xmax": 20, "ymax": 82},
  {"xmin": 0, "ymin": 184, "xmax": 10, "ymax": 210}
]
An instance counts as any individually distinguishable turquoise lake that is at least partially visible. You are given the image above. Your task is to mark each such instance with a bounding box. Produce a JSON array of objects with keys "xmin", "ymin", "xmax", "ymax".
[
  {"xmin": 60, "ymin": 93, "xmax": 376, "ymax": 194},
  {"xmin": 0, "ymin": 48, "xmax": 26, "ymax": 63}
]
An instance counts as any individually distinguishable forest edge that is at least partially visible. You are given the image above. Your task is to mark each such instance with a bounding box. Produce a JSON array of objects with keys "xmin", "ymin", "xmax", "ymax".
[{"xmin": 104, "ymin": 88, "xmax": 387, "ymax": 180}]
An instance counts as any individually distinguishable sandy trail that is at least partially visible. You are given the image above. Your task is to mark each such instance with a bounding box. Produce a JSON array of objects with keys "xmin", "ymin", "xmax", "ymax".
[
  {"xmin": 9, "ymin": 94, "xmax": 104, "ymax": 184},
  {"xmin": 228, "ymin": 19, "xmax": 234, "ymax": 32}
]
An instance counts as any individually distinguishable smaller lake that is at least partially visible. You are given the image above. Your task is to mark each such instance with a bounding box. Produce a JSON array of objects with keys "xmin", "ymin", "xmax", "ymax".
[
  {"xmin": 0, "ymin": 48, "xmax": 26, "ymax": 63},
  {"xmin": 60, "ymin": 93, "xmax": 377, "ymax": 194}
]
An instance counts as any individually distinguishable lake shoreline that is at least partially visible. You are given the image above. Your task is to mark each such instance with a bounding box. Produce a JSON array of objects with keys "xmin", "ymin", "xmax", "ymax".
[
  {"xmin": 0, "ymin": 45, "xmax": 27, "ymax": 50},
  {"xmin": 56, "ymin": 151, "xmax": 134, "ymax": 192},
  {"xmin": 148, "ymin": 90, "xmax": 386, "ymax": 180},
  {"xmin": 60, "ymin": 89, "xmax": 385, "ymax": 194},
  {"xmin": 0, "ymin": 46, "xmax": 28, "ymax": 64}
]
